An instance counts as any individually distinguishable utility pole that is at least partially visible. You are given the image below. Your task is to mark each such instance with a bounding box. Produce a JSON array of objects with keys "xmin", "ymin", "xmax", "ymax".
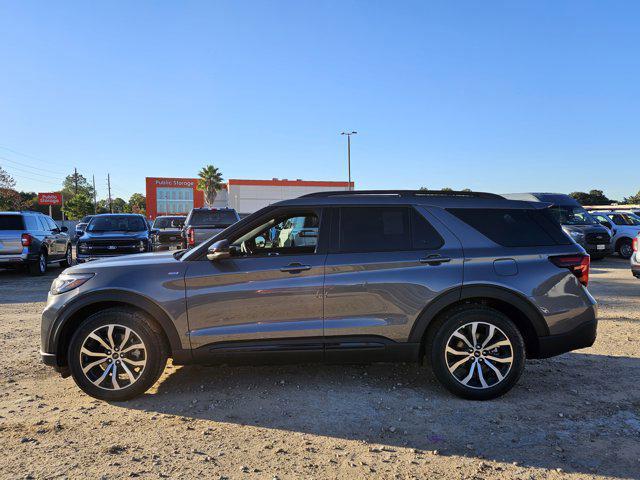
[
  {"xmin": 340, "ymin": 131, "xmax": 357, "ymax": 190},
  {"xmin": 74, "ymin": 167, "xmax": 79, "ymax": 195},
  {"xmin": 107, "ymin": 174, "xmax": 113, "ymax": 213},
  {"xmin": 92, "ymin": 175, "xmax": 97, "ymax": 214}
]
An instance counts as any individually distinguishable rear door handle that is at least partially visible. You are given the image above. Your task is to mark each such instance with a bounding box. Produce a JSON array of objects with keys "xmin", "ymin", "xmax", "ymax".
[
  {"xmin": 280, "ymin": 262, "xmax": 312, "ymax": 273},
  {"xmin": 419, "ymin": 255, "xmax": 451, "ymax": 265}
]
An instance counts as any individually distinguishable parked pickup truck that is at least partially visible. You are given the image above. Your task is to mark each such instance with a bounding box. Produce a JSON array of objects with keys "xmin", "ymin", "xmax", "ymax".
[
  {"xmin": 151, "ymin": 215, "xmax": 186, "ymax": 251},
  {"xmin": 183, "ymin": 208, "xmax": 241, "ymax": 248}
]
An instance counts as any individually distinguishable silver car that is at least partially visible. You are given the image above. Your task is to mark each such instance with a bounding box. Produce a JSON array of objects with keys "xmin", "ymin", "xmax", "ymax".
[{"xmin": 40, "ymin": 190, "xmax": 597, "ymax": 401}]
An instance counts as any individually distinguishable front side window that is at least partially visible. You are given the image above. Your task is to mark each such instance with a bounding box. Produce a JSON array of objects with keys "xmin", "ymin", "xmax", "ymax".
[{"xmin": 232, "ymin": 211, "xmax": 320, "ymax": 256}]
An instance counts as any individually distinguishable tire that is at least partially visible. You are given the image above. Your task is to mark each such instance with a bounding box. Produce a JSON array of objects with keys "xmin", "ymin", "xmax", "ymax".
[
  {"xmin": 28, "ymin": 250, "xmax": 47, "ymax": 275},
  {"xmin": 428, "ymin": 305, "xmax": 525, "ymax": 400},
  {"xmin": 618, "ymin": 239, "xmax": 633, "ymax": 259},
  {"xmin": 60, "ymin": 245, "xmax": 72, "ymax": 268},
  {"xmin": 67, "ymin": 308, "xmax": 168, "ymax": 401}
]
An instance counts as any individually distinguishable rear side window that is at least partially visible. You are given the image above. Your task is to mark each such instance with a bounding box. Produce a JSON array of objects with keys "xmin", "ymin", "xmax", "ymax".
[
  {"xmin": 23, "ymin": 216, "xmax": 39, "ymax": 230},
  {"xmin": 0, "ymin": 215, "xmax": 24, "ymax": 230},
  {"xmin": 338, "ymin": 207, "xmax": 443, "ymax": 252},
  {"xmin": 448, "ymin": 208, "xmax": 571, "ymax": 247}
]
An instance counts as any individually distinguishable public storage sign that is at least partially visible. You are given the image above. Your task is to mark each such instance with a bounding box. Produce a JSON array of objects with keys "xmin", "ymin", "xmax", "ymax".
[{"xmin": 38, "ymin": 192, "xmax": 62, "ymax": 205}]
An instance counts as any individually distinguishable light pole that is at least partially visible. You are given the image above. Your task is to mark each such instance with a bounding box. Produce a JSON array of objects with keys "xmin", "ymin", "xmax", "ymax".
[{"xmin": 341, "ymin": 131, "xmax": 357, "ymax": 190}]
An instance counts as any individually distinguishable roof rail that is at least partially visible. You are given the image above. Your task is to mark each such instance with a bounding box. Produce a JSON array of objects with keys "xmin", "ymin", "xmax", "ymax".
[{"xmin": 300, "ymin": 189, "xmax": 503, "ymax": 199}]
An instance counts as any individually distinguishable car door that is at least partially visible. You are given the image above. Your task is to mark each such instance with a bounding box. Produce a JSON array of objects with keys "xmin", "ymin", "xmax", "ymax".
[
  {"xmin": 184, "ymin": 207, "xmax": 327, "ymax": 362},
  {"xmin": 323, "ymin": 205, "xmax": 464, "ymax": 361},
  {"xmin": 45, "ymin": 216, "xmax": 66, "ymax": 259},
  {"xmin": 35, "ymin": 216, "xmax": 56, "ymax": 258}
]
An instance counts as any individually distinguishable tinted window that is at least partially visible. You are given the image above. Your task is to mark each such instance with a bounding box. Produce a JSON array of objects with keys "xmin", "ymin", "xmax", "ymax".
[
  {"xmin": 449, "ymin": 208, "xmax": 569, "ymax": 247},
  {"xmin": 339, "ymin": 207, "xmax": 411, "ymax": 252},
  {"xmin": 45, "ymin": 217, "xmax": 58, "ymax": 230},
  {"xmin": 0, "ymin": 215, "xmax": 24, "ymax": 230},
  {"xmin": 549, "ymin": 205, "xmax": 598, "ymax": 226},
  {"xmin": 412, "ymin": 209, "xmax": 444, "ymax": 249},
  {"xmin": 87, "ymin": 215, "xmax": 148, "ymax": 232},
  {"xmin": 189, "ymin": 210, "xmax": 238, "ymax": 227},
  {"xmin": 154, "ymin": 217, "xmax": 185, "ymax": 229},
  {"xmin": 37, "ymin": 216, "xmax": 48, "ymax": 231},
  {"xmin": 23, "ymin": 216, "xmax": 39, "ymax": 230}
]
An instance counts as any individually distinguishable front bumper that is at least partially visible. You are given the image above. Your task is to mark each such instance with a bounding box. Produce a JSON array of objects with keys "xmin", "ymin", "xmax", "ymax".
[
  {"xmin": 583, "ymin": 245, "xmax": 612, "ymax": 257},
  {"xmin": 537, "ymin": 319, "xmax": 597, "ymax": 358}
]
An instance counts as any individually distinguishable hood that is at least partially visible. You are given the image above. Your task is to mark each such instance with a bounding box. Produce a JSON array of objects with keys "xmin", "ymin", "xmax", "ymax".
[
  {"xmin": 80, "ymin": 230, "xmax": 149, "ymax": 241},
  {"xmin": 67, "ymin": 251, "xmax": 179, "ymax": 272}
]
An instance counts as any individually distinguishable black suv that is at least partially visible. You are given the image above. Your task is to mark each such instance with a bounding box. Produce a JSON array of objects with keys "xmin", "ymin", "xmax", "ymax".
[
  {"xmin": 0, "ymin": 211, "xmax": 72, "ymax": 274},
  {"xmin": 41, "ymin": 191, "xmax": 597, "ymax": 401},
  {"xmin": 76, "ymin": 214, "xmax": 154, "ymax": 263}
]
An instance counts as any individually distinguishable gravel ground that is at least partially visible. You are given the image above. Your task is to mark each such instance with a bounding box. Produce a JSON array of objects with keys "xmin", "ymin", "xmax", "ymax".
[{"xmin": 0, "ymin": 258, "xmax": 639, "ymax": 480}]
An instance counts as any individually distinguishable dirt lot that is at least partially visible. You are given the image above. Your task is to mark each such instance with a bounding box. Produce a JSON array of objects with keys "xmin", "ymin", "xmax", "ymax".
[{"xmin": 1, "ymin": 258, "xmax": 639, "ymax": 480}]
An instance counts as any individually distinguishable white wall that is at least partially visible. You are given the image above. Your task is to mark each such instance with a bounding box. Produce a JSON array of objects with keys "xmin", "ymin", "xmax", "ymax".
[{"xmin": 227, "ymin": 184, "xmax": 349, "ymax": 214}]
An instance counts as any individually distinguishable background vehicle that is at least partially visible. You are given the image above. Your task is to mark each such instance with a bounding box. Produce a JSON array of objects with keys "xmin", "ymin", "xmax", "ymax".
[
  {"xmin": 590, "ymin": 211, "xmax": 640, "ymax": 259},
  {"xmin": 504, "ymin": 193, "xmax": 612, "ymax": 259},
  {"xmin": 0, "ymin": 211, "xmax": 71, "ymax": 274},
  {"xmin": 182, "ymin": 207, "xmax": 240, "ymax": 248},
  {"xmin": 41, "ymin": 190, "xmax": 597, "ymax": 402},
  {"xmin": 151, "ymin": 215, "xmax": 186, "ymax": 251},
  {"xmin": 76, "ymin": 213, "xmax": 154, "ymax": 263},
  {"xmin": 631, "ymin": 233, "xmax": 640, "ymax": 278},
  {"xmin": 74, "ymin": 215, "xmax": 94, "ymax": 240}
]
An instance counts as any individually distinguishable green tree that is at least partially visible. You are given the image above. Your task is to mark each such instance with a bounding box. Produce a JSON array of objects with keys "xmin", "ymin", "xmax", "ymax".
[
  {"xmin": 623, "ymin": 191, "xmax": 640, "ymax": 204},
  {"xmin": 111, "ymin": 197, "xmax": 127, "ymax": 213},
  {"xmin": 569, "ymin": 190, "xmax": 614, "ymax": 206},
  {"xmin": 197, "ymin": 165, "xmax": 224, "ymax": 207},
  {"xmin": 128, "ymin": 193, "xmax": 146, "ymax": 215},
  {"xmin": 0, "ymin": 166, "xmax": 20, "ymax": 211},
  {"xmin": 61, "ymin": 171, "xmax": 94, "ymax": 199},
  {"xmin": 62, "ymin": 192, "xmax": 94, "ymax": 220}
]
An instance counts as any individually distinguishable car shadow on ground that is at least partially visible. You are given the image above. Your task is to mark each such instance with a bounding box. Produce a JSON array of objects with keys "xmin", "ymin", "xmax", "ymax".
[
  {"xmin": 121, "ymin": 352, "xmax": 640, "ymax": 479},
  {"xmin": 0, "ymin": 268, "xmax": 62, "ymax": 304}
]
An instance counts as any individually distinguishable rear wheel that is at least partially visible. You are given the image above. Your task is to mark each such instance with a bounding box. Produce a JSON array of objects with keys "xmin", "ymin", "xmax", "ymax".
[
  {"xmin": 429, "ymin": 305, "xmax": 525, "ymax": 400},
  {"xmin": 28, "ymin": 251, "xmax": 47, "ymax": 275},
  {"xmin": 68, "ymin": 308, "xmax": 168, "ymax": 401},
  {"xmin": 618, "ymin": 239, "xmax": 633, "ymax": 259},
  {"xmin": 60, "ymin": 245, "xmax": 72, "ymax": 268}
]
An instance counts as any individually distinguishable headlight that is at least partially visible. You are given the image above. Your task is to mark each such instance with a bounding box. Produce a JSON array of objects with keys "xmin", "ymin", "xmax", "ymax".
[
  {"xmin": 77, "ymin": 243, "xmax": 88, "ymax": 253},
  {"xmin": 50, "ymin": 273, "xmax": 95, "ymax": 295}
]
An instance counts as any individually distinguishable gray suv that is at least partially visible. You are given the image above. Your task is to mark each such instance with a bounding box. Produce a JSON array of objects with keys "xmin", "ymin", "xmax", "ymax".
[
  {"xmin": 40, "ymin": 191, "xmax": 597, "ymax": 401},
  {"xmin": 0, "ymin": 211, "xmax": 72, "ymax": 275}
]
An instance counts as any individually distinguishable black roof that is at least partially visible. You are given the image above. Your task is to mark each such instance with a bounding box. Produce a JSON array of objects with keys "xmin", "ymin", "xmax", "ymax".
[{"xmin": 275, "ymin": 190, "xmax": 549, "ymax": 210}]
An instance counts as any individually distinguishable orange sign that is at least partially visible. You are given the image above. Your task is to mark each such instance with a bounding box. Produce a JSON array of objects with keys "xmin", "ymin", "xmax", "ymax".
[{"xmin": 38, "ymin": 192, "xmax": 62, "ymax": 205}]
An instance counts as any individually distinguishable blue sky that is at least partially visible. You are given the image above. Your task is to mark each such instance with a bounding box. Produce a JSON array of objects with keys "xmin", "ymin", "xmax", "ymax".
[{"xmin": 1, "ymin": 1, "xmax": 638, "ymax": 201}]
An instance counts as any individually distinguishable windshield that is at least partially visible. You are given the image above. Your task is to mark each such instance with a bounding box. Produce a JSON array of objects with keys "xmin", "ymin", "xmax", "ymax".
[
  {"xmin": 153, "ymin": 217, "xmax": 185, "ymax": 229},
  {"xmin": 80, "ymin": 216, "xmax": 94, "ymax": 223},
  {"xmin": 189, "ymin": 210, "xmax": 238, "ymax": 227},
  {"xmin": 0, "ymin": 215, "xmax": 24, "ymax": 230},
  {"xmin": 87, "ymin": 215, "xmax": 148, "ymax": 232},
  {"xmin": 549, "ymin": 206, "xmax": 598, "ymax": 226}
]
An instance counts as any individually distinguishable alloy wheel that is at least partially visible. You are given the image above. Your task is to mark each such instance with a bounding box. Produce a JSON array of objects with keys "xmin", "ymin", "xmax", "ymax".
[
  {"xmin": 79, "ymin": 324, "xmax": 147, "ymax": 390},
  {"xmin": 66, "ymin": 247, "xmax": 72, "ymax": 265},
  {"xmin": 39, "ymin": 253, "xmax": 46, "ymax": 273},
  {"xmin": 445, "ymin": 321, "xmax": 513, "ymax": 389},
  {"xmin": 620, "ymin": 243, "xmax": 633, "ymax": 258}
]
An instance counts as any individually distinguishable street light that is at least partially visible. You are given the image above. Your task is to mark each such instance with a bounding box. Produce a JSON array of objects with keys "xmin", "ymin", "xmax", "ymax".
[{"xmin": 341, "ymin": 131, "xmax": 357, "ymax": 190}]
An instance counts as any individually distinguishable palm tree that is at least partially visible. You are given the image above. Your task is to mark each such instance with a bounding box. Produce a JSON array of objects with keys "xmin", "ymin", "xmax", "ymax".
[{"xmin": 197, "ymin": 165, "xmax": 224, "ymax": 207}]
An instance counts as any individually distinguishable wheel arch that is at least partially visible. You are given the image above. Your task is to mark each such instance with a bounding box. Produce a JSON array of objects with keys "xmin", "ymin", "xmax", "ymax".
[
  {"xmin": 50, "ymin": 290, "xmax": 188, "ymax": 367},
  {"xmin": 409, "ymin": 285, "xmax": 548, "ymax": 358},
  {"xmin": 615, "ymin": 235, "xmax": 633, "ymax": 252}
]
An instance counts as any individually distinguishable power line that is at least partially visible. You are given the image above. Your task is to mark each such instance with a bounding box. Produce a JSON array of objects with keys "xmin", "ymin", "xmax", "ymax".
[
  {"xmin": 0, "ymin": 143, "xmax": 76, "ymax": 169},
  {"xmin": 0, "ymin": 157, "xmax": 67, "ymax": 180}
]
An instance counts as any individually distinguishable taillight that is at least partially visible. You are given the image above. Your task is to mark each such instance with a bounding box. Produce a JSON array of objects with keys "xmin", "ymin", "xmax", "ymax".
[
  {"xmin": 187, "ymin": 227, "xmax": 195, "ymax": 247},
  {"xmin": 21, "ymin": 233, "xmax": 32, "ymax": 247},
  {"xmin": 633, "ymin": 237, "xmax": 638, "ymax": 253},
  {"xmin": 550, "ymin": 255, "xmax": 590, "ymax": 287}
]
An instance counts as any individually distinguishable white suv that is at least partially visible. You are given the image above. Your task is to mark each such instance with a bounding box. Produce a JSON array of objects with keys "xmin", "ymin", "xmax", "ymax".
[{"xmin": 590, "ymin": 211, "xmax": 640, "ymax": 259}]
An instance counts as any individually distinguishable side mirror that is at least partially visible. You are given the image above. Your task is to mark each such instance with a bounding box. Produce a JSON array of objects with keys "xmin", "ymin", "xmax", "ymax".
[
  {"xmin": 60, "ymin": 226, "xmax": 68, "ymax": 233},
  {"xmin": 207, "ymin": 239, "xmax": 231, "ymax": 261}
]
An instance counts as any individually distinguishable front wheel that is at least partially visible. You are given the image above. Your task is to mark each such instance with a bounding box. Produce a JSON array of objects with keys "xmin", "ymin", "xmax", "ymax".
[
  {"xmin": 68, "ymin": 308, "xmax": 168, "ymax": 401},
  {"xmin": 429, "ymin": 305, "xmax": 525, "ymax": 400}
]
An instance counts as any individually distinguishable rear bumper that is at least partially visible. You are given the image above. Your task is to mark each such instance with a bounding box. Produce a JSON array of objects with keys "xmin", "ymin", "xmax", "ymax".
[
  {"xmin": 536, "ymin": 319, "xmax": 597, "ymax": 358},
  {"xmin": 0, "ymin": 252, "xmax": 37, "ymax": 265}
]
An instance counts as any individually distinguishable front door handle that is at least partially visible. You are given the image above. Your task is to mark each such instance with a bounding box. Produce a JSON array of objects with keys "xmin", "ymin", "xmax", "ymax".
[
  {"xmin": 419, "ymin": 254, "xmax": 451, "ymax": 265},
  {"xmin": 280, "ymin": 262, "xmax": 312, "ymax": 273}
]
